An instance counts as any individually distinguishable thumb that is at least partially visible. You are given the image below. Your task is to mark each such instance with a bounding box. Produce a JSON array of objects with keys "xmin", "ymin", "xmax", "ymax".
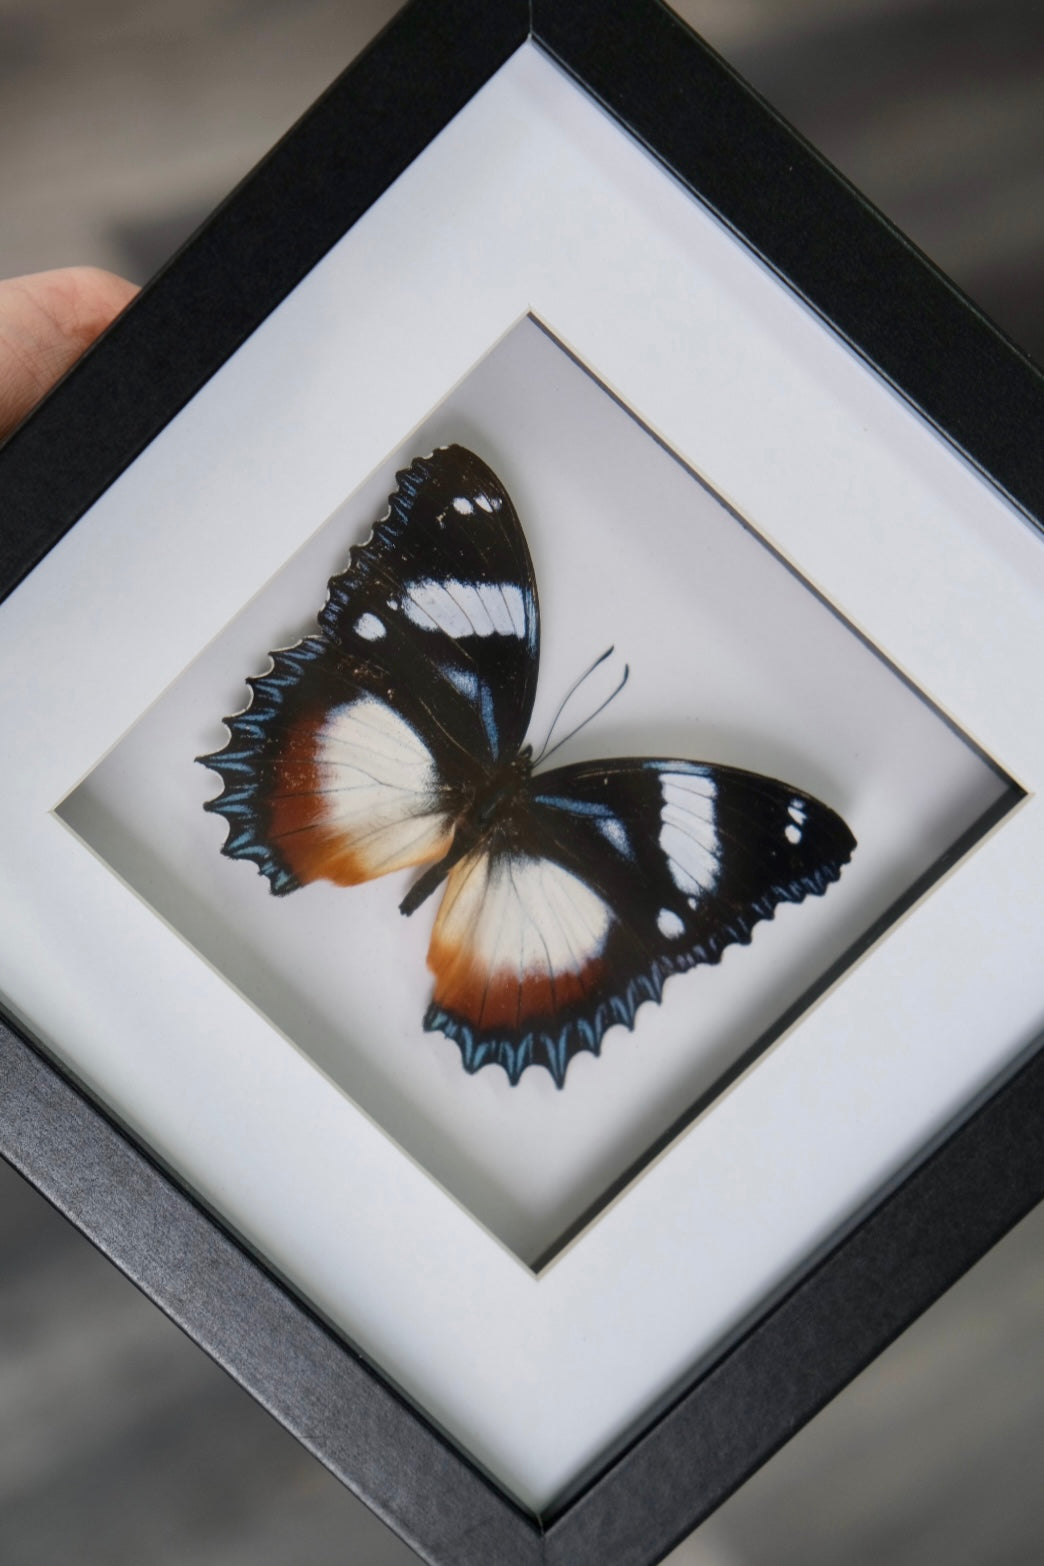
[{"xmin": 0, "ymin": 267, "xmax": 138, "ymax": 442}]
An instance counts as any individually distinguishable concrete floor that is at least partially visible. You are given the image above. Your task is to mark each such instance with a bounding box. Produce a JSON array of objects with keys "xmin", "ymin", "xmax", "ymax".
[{"xmin": 1, "ymin": 2, "xmax": 1042, "ymax": 1562}]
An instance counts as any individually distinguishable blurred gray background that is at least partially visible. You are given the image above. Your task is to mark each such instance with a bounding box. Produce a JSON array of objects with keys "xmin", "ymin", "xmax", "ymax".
[{"xmin": 1, "ymin": 2, "xmax": 1042, "ymax": 1562}]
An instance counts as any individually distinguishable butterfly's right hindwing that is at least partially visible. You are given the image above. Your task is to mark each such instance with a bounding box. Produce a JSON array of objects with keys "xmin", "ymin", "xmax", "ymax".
[{"xmin": 423, "ymin": 759, "xmax": 856, "ymax": 1086}]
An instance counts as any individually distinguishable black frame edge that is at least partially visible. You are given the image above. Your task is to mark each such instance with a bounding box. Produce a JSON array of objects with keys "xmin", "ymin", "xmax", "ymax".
[
  {"xmin": 1, "ymin": 2, "xmax": 1042, "ymax": 1563},
  {"xmin": 545, "ymin": 1038, "xmax": 1044, "ymax": 1566},
  {"xmin": 533, "ymin": 0, "xmax": 1044, "ymax": 532},
  {"xmin": 0, "ymin": 0, "xmax": 530, "ymax": 600},
  {"xmin": 0, "ymin": 1016, "xmax": 543, "ymax": 1566}
]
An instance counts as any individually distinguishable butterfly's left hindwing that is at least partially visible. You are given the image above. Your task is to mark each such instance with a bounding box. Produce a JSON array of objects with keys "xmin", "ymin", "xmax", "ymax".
[
  {"xmin": 201, "ymin": 637, "xmax": 460, "ymax": 894},
  {"xmin": 423, "ymin": 759, "xmax": 855, "ymax": 1086}
]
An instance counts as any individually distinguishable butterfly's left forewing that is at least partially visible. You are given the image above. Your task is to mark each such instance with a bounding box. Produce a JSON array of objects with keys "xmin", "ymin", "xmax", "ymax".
[
  {"xmin": 200, "ymin": 446, "xmax": 539, "ymax": 894},
  {"xmin": 424, "ymin": 758, "xmax": 855, "ymax": 1086},
  {"xmin": 319, "ymin": 445, "xmax": 539, "ymax": 765}
]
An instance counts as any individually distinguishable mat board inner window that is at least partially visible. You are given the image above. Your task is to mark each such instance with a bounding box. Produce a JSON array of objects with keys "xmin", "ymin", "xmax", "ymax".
[{"xmin": 58, "ymin": 315, "xmax": 1014, "ymax": 1268}]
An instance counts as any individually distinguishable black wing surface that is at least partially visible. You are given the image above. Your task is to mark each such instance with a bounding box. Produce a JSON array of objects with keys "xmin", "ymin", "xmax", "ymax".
[
  {"xmin": 199, "ymin": 446, "xmax": 539, "ymax": 894},
  {"xmin": 423, "ymin": 758, "xmax": 855, "ymax": 1086}
]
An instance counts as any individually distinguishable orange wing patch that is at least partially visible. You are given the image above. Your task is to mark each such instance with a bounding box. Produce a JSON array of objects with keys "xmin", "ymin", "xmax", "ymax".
[{"xmin": 265, "ymin": 696, "xmax": 452, "ymax": 887}]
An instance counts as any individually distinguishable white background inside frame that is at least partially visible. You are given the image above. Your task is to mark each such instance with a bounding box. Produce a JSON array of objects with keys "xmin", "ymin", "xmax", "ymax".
[
  {"xmin": 60, "ymin": 316, "xmax": 1007, "ymax": 1268},
  {"xmin": 0, "ymin": 44, "xmax": 1042, "ymax": 1513}
]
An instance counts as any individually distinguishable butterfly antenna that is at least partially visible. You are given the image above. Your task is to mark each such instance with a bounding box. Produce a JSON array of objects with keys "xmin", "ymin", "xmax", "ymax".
[
  {"xmin": 534, "ymin": 645, "xmax": 615, "ymax": 763},
  {"xmin": 536, "ymin": 661, "xmax": 630, "ymax": 766}
]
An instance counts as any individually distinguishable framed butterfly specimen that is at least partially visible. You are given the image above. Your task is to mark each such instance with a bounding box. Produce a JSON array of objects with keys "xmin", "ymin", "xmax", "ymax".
[
  {"xmin": 0, "ymin": 4, "xmax": 1041, "ymax": 1566},
  {"xmin": 200, "ymin": 444, "xmax": 856, "ymax": 1088}
]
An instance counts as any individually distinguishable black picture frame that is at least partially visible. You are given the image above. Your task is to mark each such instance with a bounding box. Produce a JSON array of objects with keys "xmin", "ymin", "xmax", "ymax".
[{"xmin": 1, "ymin": 4, "xmax": 1042, "ymax": 1564}]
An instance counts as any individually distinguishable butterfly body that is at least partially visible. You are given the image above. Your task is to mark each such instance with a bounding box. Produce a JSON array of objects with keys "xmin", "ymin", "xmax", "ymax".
[
  {"xmin": 398, "ymin": 743, "xmax": 535, "ymax": 915},
  {"xmin": 201, "ymin": 445, "xmax": 855, "ymax": 1087}
]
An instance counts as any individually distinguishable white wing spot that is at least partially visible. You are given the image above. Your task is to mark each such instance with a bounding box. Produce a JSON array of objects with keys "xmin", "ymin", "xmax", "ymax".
[
  {"xmin": 482, "ymin": 587, "xmax": 515, "ymax": 636},
  {"xmin": 598, "ymin": 818, "xmax": 630, "ymax": 856},
  {"xmin": 402, "ymin": 579, "xmax": 526, "ymax": 638},
  {"xmin": 475, "ymin": 494, "xmax": 493, "ymax": 513},
  {"xmin": 657, "ymin": 908, "xmax": 685, "ymax": 940},
  {"xmin": 789, "ymin": 800, "xmax": 807, "ymax": 823},
  {"xmin": 452, "ymin": 496, "xmax": 474, "ymax": 514},
  {"xmin": 785, "ymin": 823, "xmax": 802, "ymax": 845},
  {"xmin": 445, "ymin": 666, "xmax": 479, "ymax": 702},
  {"xmin": 354, "ymin": 612, "xmax": 386, "ymax": 641},
  {"xmin": 402, "ymin": 581, "xmax": 470, "ymax": 637},
  {"xmin": 502, "ymin": 584, "xmax": 527, "ymax": 636},
  {"xmin": 659, "ymin": 771, "xmax": 719, "ymax": 896},
  {"xmin": 456, "ymin": 582, "xmax": 496, "ymax": 635}
]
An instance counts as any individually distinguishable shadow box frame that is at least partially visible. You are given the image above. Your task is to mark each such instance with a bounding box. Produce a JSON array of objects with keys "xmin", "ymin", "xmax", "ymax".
[{"xmin": 1, "ymin": 2, "xmax": 1043, "ymax": 1564}]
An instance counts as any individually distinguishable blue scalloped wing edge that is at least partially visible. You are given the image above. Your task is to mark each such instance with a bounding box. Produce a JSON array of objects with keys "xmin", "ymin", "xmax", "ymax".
[
  {"xmin": 197, "ymin": 639, "xmax": 330, "ymax": 896},
  {"xmin": 422, "ymin": 857, "xmax": 844, "ymax": 1088}
]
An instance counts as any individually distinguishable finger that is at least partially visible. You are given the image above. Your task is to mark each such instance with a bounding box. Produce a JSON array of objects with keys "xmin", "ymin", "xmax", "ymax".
[{"xmin": 0, "ymin": 267, "xmax": 139, "ymax": 442}]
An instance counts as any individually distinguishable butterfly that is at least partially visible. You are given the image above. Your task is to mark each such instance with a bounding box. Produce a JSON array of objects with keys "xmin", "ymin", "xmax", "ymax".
[{"xmin": 200, "ymin": 445, "xmax": 855, "ymax": 1088}]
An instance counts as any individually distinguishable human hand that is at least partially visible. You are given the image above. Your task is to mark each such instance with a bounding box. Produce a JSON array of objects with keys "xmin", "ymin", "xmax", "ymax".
[{"xmin": 0, "ymin": 268, "xmax": 138, "ymax": 443}]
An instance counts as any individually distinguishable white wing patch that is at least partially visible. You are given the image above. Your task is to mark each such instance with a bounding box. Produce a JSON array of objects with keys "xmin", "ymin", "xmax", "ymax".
[
  {"xmin": 429, "ymin": 853, "xmax": 611, "ymax": 1027},
  {"xmin": 436, "ymin": 855, "xmax": 609, "ymax": 974},
  {"xmin": 786, "ymin": 798, "xmax": 807, "ymax": 845},
  {"xmin": 313, "ymin": 697, "xmax": 449, "ymax": 875},
  {"xmin": 401, "ymin": 579, "xmax": 527, "ymax": 639},
  {"xmin": 659, "ymin": 770, "xmax": 719, "ymax": 899}
]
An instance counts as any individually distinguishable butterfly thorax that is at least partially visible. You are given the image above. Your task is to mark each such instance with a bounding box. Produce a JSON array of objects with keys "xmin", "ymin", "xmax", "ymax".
[
  {"xmin": 469, "ymin": 744, "xmax": 534, "ymax": 834},
  {"xmin": 398, "ymin": 744, "xmax": 535, "ymax": 917}
]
